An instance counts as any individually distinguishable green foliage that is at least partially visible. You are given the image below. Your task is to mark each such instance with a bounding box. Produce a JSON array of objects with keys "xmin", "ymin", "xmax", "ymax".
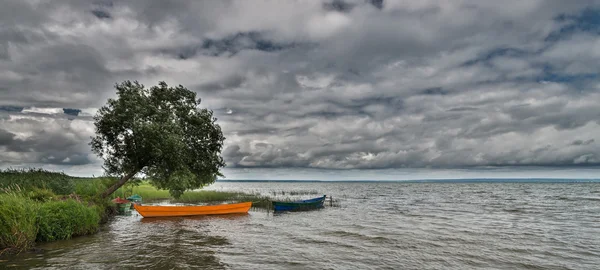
[
  {"xmin": 90, "ymin": 81, "xmax": 226, "ymax": 197},
  {"xmin": 46, "ymin": 177, "xmax": 75, "ymax": 196},
  {"xmin": 26, "ymin": 188, "xmax": 55, "ymax": 202},
  {"xmin": 125, "ymin": 184, "xmax": 171, "ymax": 200},
  {"xmin": 0, "ymin": 194, "xmax": 39, "ymax": 254},
  {"xmin": 74, "ymin": 177, "xmax": 117, "ymax": 198},
  {"xmin": 36, "ymin": 200, "xmax": 100, "ymax": 242},
  {"xmin": 0, "ymin": 168, "xmax": 75, "ymax": 195}
]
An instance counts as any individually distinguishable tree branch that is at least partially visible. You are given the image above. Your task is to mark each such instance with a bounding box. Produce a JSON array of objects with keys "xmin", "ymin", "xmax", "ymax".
[{"xmin": 100, "ymin": 170, "xmax": 140, "ymax": 198}]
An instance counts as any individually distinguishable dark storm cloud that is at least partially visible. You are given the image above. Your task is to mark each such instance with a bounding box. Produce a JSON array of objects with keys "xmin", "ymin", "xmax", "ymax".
[
  {"xmin": 63, "ymin": 109, "xmax": 81, "ymax": 117},
  {"xmin": 323, "ymin": 0, "xmax": 383, "ymax": 12},
  {"xmin": 91, "ymin": 9, "xmax": 112, "ymax": 19},
  {"xmin": 0, "ymin": 106, "xmax": 24, "ymax": 113},
  {"xmin": 572, "ymin": 139, "xmax": 595, "ymax": 146},
  {"xmin": 2, "ymin": 0, "xmax": 600, "ymax": 174},
  {"xmin": 0, "ymin": 129, "xmax": 16, "ymax": 146},
  {"xmin": 323, "ymin": 1, "xmax": 356, "ymax": 13},
  {"xmin": 159, "ymin": 32, "xmax": 301, "ymax": 60}
]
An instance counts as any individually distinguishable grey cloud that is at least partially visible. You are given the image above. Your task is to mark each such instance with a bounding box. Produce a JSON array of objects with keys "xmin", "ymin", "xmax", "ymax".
[
  {"xmin": 572, "ymin": 139, "xmax": 595, "ymax": 146},
  {"xmin": 0, "ymin": 129, "xmax": 15, "ymax": 146},
  {"xmin": 420, "ymin": 87, "xmax": 450, "ymax": 96},
  {"xmin": 198, "ymin": 74, "xmax": 246, "ymax": 92},
  {"xmin": 0, "ymin": 43, "xmax": 111, "ymax": 108},
  {"xmin": 223, "ymin": 145, "xmax": 250, "ymax": 166},
  {"xmin": 0, "ymin": 115, "xmax": 95, "ymax": 166}
]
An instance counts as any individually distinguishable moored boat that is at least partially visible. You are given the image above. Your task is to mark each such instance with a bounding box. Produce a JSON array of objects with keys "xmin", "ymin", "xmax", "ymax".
[
  {"xmin": 272, "ymin": 195, "xmax": 327, "ymax": 211},
  {"xmin": 112, "ymin": 197, "xmax": 132, "ymax": 215},
  {"xmin": 133, "ymin": 202, "xmax": 252, "ymax": 218}
]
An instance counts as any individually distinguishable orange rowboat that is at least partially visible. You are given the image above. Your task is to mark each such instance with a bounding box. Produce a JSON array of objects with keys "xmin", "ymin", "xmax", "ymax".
[{"xmin": 133, "ymin": 202, "xmax": 252, "ymax": 218}]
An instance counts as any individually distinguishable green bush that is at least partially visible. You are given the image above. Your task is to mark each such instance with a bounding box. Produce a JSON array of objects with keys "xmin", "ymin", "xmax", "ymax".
[
  {"xmin": 36, "ymin": 200, "xmax": 100, "ymax": 242},
  {"xmin": 0, "ymin": 194, "xmax": 39, "ymax": 254}
]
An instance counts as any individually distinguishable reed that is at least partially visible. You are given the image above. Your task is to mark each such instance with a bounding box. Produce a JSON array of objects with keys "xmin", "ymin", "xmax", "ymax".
[
  {"xmin": 36, "ymin": 200, "xmax": 100, "ymax": 242},
  {"xmin": 74, "ymin": 177, "xmax": 117, "ymax": 198},
  {"xmin": 269, "ymin": 190, "xmax": 321, "ymax": 196},
  {"xmin": 0, "ymin": 193, "xmax": 39, "ymax": 255},
  {"xmin": 0, "ymin": 171, "xmax": 110, "ymax": 254},
  {"xmin": 0, "ymin": 168, "xmax": 76, "ymax": 195}
]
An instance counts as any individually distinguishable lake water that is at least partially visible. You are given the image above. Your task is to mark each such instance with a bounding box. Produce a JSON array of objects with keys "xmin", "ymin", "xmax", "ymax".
[{"xmin": 4, "ymin": 181, "xmax": 600, "ymax": 269}]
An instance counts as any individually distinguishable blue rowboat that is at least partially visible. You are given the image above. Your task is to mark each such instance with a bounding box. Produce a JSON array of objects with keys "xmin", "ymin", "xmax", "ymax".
[{"xmin": 272, "ymin": 195, "xmax": 327, "ymax": 211}]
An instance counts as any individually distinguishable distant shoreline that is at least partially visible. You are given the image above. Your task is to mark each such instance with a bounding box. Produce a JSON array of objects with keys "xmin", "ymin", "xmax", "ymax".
[{"xmin": 216, "ymin": 178, "xmax": 600, "ymax": 183}]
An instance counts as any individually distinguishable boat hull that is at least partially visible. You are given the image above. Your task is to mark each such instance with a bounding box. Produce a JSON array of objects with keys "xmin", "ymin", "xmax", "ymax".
[
  {"xmin": 272, "ymin": 195, "xmax": 326, "ymax": 211},
  {"xmin": 133, "ymin": 202, "xmax": 252, "ymax": 218}
]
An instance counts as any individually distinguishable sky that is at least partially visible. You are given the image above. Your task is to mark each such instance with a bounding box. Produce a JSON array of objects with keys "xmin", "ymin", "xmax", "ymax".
[{"xmin": 1, "ymin": 0, "xmax": 600, "ymax": 180}]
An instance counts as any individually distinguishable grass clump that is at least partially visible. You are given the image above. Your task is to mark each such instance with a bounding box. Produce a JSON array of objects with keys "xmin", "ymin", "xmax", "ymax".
[
  {"xmin": 0, "ymin": 194, "xmax": 39, "ymax": 255},
  {"xmin": 26, "ymin": 188, "xmax": 56, "ymax": 202},
  {"xmin": 36, "ymin": 200, "xmax": 100, "ymax": 242},
  {"xmin": 177, "ymin": 190, "xmax": 246, "ymax": 203}
]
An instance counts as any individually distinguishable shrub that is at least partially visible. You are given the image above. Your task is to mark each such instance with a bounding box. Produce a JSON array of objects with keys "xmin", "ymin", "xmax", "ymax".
[
  {"xmin": 36, "ymin": 200, "xmax": 100, "ymax": 242},
  {"xmin": 0, "ymin": 194, "xmax": 39, "ymax": 254}
]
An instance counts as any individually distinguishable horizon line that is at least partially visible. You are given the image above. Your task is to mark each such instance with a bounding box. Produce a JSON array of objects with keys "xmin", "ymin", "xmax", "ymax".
[{"xmin": 216, "ymin": 178, "xmax": 600, "ymax": 183}]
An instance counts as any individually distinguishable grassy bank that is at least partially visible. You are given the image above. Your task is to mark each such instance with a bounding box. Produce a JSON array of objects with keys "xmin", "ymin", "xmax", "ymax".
[
  {"xmin": 0, "ymin": 192, "xmax": 102, "ymax": 255},
  {"xmin": 0, "ymin": 169, "xmax": 115, "ymax": 255}
]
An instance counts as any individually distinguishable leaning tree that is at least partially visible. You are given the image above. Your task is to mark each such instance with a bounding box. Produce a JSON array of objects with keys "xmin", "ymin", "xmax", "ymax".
[{"xmin": 91, "ymin": 81, "xmax": 226, "ymax": 198}]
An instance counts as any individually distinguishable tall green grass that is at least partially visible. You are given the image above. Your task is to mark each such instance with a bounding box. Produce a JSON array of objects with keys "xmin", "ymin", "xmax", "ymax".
[
  {"xmin": 0, "ymin": 168, "xmax": 76, "ymax": 195},
  {"xmin": 74, "ymin": 177, "xmax": 117, "ymax": 198},
  {"xmin": 0, "ymin": 193, "xmax": 39, "ymax": 255},
  {"xmin": 36, "ymin": 200, "xmax": 100, "ymax": 242},
  {"xmin": 0, "ymin": 171, "xmax": 110, "ymax": 254}
]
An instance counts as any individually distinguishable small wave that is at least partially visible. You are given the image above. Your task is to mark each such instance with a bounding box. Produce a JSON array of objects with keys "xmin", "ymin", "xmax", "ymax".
[
  {"xmin": 294, "ymin": 237, "xmax": 358, "ymax": 249},
  {"xmin": 555, "ymin": 196, "xmax": 577, "ymax": 201},
  {"xmin": 503, "ymin": 208, "xmax": 526, "ymax": 213},
  {"xmin": 554, "ymin": 196, "xmax": 600, "ymax": 201},
  {"xmin": 321, "ymin": 230, "xmax": 394, "ymax": 244}
]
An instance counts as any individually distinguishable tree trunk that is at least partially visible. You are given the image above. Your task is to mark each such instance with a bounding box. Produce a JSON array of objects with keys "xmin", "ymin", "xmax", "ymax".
[{"xmin": 100, "ymin": 170, "xmax": 139, "ymax": 198}]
